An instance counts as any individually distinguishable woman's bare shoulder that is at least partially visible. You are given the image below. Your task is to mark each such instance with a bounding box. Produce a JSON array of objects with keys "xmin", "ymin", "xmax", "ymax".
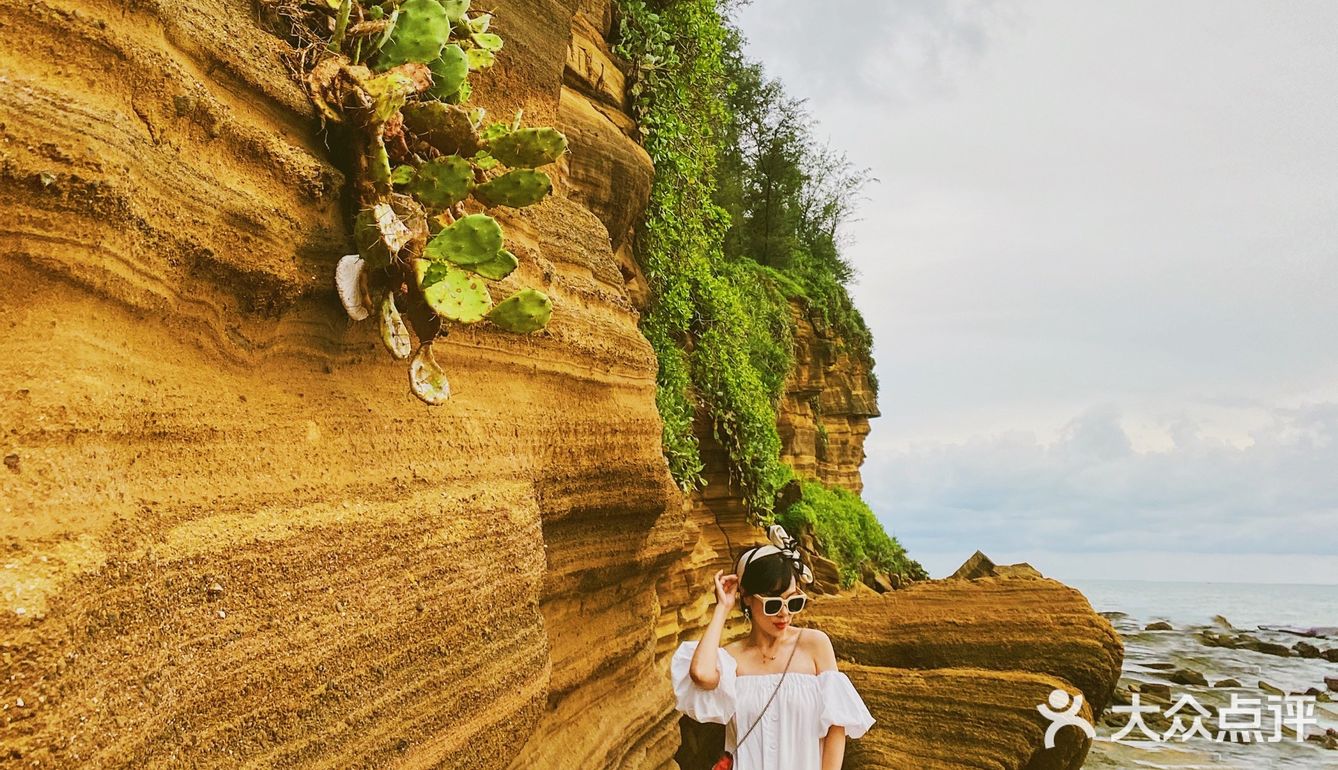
[
  {"xmin": 799, "ymin": 627, "xmax": 837, "ymax": 670},
  {"xmin": 798, "ymin": 626, "xmax": 831, "ymax": 647}
]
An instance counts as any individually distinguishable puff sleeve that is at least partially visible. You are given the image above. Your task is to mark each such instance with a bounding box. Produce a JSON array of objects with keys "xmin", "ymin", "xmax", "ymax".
[
  {"xmin": 670, "ymin": 641, "xmax": 738, "ymax": 724},
  {"xmin": 817, "ymin": 670, "xmax": 876, "ymax": 739}
]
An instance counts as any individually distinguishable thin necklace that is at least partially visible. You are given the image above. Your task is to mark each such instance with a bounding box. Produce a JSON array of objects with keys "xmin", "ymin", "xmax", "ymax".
[{"xmin": 756, "ymin": 628, "xmax": 791, "ymax": 663}]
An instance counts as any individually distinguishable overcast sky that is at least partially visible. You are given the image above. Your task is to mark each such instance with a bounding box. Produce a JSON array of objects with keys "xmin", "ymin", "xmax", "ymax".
[{"xmin": 736, "ymin": 0, "xmax": 1338, "ymax": 584}]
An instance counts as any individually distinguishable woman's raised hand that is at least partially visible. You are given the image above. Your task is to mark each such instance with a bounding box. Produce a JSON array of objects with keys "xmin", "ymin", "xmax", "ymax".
[{"xmin": 713, "ymin": 569, "xmax": 739, "ymax": 612}]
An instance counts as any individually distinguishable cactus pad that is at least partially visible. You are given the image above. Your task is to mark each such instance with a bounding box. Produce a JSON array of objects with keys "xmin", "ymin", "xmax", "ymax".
[
  {"xmin": 363, "ymin": 70, "xmax": 417, "ymax": 123},
  {"xmin": 407, "ymin": 155, "xmax": 474, "ymax": 209},
  {"xmin": 474, "ymin": 169, "xmax": 553, "ymax": 208},
  {"xmin": 375, "ymin": 0, "xmax": 451, "ymax": 70},
  {"xmin": 368, "ymin": 137, "xmax": 393, "ymax": 187},
  {"xmin": 466, "ymin": 248, "xmax": 519, "ymax": 280},
  {"xmin": 472, "ymin": 32, "xmax": 503, "ymax": 52},
  {"xmin": 335, "ymin": 254, "xmax": 372, "ymax": 321},
  {"xmin": 409, "ymin": 342, "xmax": 451, "ymax": 404},
  {"xmin": 488, "ymin": 127, "xmax": 567, "ymax": 168},
  {"xmin": 426, "ymin": 44, "xmax": 469, "ymax": 100},
  {"xmin": 379, "ymin": 292, "xmax": 412, "ymax": 359},
  {"xmin": 466, "ymin": 47, "xmax": 496, "ymax": 71},
  {"xmin": 402, "ymin": 102, "xmax": 478, "ymax": 157},
  {"xmin": 416, "ymin": 259, "xmax": 493, "ymax": 322},
  {"xmin": 355, "ymin": 203, "xmax": 413, "ymax": 269},
  {"xmin": 439, "ymin": 0, "xmax": 470, "ymax": 21},
  {"xmin": 487, "ymin": 288, "xmax": 552, "ymax": 333},
  {"xmin": 424, "ymin": 213, "xmax": 503, "ymax": 266}
]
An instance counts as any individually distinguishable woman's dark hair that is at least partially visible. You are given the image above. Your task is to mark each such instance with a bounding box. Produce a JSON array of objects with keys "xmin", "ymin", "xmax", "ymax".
[{"xmin": 739, "ymin": 551, "xmax": 802, "ymax": 598}]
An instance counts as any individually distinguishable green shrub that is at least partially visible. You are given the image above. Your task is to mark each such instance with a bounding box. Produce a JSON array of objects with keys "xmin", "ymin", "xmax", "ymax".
[
  {"xmin": 777, "ymin": 480, "xmax": 927, "ymax": 587},
  {"xmin": 615, "ymin": 0, "xmax": 795, "ymax": 512},
  {"xmin": 615, "ymin": 0, "xmax": 879, "ymax": 516}
]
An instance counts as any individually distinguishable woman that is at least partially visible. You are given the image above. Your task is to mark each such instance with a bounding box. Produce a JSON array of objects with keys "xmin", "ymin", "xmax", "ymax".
[{"xmin": 671, "ymin": 526, "xmax": 875, "ymax": 770}]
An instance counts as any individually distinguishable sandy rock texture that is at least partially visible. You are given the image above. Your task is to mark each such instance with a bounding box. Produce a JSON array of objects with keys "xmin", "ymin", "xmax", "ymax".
[
  {"xmin": 807, "ymin": 579, "xmax": 1123, "ymax": 770},
  {"xmin": 2, "ymin": 0, "xmax": 674, "ymax": 767},
  {"xmin": 777, "ymin": 307, "xmax": 879, "ymax": 493}
]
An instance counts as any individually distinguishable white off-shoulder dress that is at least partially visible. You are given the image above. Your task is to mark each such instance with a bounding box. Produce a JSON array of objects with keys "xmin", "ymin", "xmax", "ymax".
[{"xmin": 671, "ymin": 640, "xmax": 876, "ymax": 770}]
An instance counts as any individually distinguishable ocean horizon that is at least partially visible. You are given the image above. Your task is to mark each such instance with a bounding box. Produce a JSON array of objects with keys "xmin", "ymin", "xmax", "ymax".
[{"xmin": 1069, "ymin": 578, "xmax": 1337, "ymax": 631}]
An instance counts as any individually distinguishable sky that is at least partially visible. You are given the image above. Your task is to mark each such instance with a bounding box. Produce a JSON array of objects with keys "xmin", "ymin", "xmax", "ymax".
[{"xmin": 735, "ymin": 0, "xmax": 1338, "ymax": 584}]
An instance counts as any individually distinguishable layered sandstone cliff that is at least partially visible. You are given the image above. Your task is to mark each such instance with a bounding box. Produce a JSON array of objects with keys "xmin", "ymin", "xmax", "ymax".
[
  {"xmin": 2, "ymin": 1, "xmax": 676, "ymax": 767},
  {"xmin": 0, "ymin": 2, "xmax": 1120, "ymax": 769}
]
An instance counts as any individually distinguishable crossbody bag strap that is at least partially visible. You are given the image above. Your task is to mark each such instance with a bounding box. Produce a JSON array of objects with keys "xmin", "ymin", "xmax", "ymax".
[{"xmin": 734, "ymin": 628, "xmax": 804, "ymax": 750}]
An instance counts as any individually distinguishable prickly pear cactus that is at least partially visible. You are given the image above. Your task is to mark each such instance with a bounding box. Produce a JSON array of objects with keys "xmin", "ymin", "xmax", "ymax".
[
  {"xmin": 488, "ymin": 128, "xmax": 568, "ymax": 168},
  {"xmin": 354, "ymin": 202, "xmax": 412, "ymax": 269},
  {"xmin": 276, "ymin": 0, "xmax": 566, "ymax": 403},
  {"xmin": 416, "ymin": 260, "xmax": 492, "ymax": 322},
  {"xmin": 474, "ymin": 169, "xmax": 552, "ymax": 208},
  {"xmin": 465, "ymin": 249, "xmax": 518, "ymax": 281},
  {"xmin": 375, "ymin": 0, "xmax": 451, "ymax": 70},
  {"xmin": 406, "ymin": 155, "xmax": 474, "ymax": 209},
  {"xmin": 409, "ymin": 342, "xmax": 451, "ymax": 404},
  {"xmin": 424, "ymin": 213, "xmax": 503, "ymax": 266},
  {"xmin": 380, "ymin": 292, "xmax": 413, "ymax": 360},
  {"xmin": 439, "ymin": 0, "xmax": 470, "ymax": 21},
  {"xmin": 426, "ymin": 45, "xmax": 469, "ymax": 100},
  {"xmin": 487, "ymin": 288, "xmax": 553, "ymax": 334},
  {"xmin": 401, "ymin": 102, "xmax": 477, "ymax": 157}
]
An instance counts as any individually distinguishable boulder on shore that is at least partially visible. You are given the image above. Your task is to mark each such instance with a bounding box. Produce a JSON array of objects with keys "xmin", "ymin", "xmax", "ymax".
[{"xmin": 804, "ymin": 576, "xmax": 1124, "ymax": 770}]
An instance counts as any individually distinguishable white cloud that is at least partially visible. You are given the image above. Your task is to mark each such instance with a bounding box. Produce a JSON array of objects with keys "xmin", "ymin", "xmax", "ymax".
[{"xmin": 865, "ymin": 401, "xmax": 1338, "ymax": 582}]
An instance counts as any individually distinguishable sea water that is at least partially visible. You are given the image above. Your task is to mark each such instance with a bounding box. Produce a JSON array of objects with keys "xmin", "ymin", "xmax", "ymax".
[
  {"xmin": 1065, "ymin": 579, "xmax": 1338, "ymax": 769},
  {"xmin": 1070, "ymin": 579, "xmax": 1337, "ymax": 630}
]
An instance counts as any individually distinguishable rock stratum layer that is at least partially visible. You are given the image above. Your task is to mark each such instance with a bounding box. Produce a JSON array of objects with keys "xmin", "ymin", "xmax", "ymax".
[{"xmin": 0, "ymin": 1, "xmax": 1121, "ymax": 768}]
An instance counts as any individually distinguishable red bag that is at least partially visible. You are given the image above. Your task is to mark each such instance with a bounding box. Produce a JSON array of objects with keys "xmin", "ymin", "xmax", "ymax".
[{"xmin": 711, "ymin": 751, "xmax": 733, "ymax": 770}]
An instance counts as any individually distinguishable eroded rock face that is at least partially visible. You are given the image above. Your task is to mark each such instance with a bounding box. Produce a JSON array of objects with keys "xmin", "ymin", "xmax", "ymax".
[
  {"xmin": 0, "ymin": 0, "xmax": 675, "ymax": 767},
  {"xmin": 778, "ymin": 307, "xmax": 879, "ymax": 493}
]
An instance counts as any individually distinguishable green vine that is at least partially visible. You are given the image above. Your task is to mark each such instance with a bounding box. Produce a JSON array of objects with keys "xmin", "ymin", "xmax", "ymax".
[
  {"xmin": 262, "ymin": 0, "xmax": 567, "ymax": 404},
  {"xmin": 614, "ymin": 0, "xmax": 794, "ymax": 511}
]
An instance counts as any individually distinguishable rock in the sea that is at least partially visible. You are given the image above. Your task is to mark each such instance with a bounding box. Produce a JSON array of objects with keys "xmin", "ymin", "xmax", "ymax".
[
  {"xmin": 1214, "ymin": 678, "xmax": 1242, "ymax": 688},
  {"xmin": 1131, "ymin": 682, "xmax": 1172, "ymax": 704},
  {"xmin": 1258, "ymin": 624, "xmax": 1338, "ymax": 638},
  {"xmin": 1144, "ymin": 621, "xmax": 1173, "ymax": 631},
  {"xmin": 1211, "ymin": 614, "xmax": 1233, "ymax": 629},
  {"xmin": 1294, "ymin": 641, "xmax": 1321, "ymax": 658},
  {"xmin": 1169, "ymin": 668, "xmax": 1208, "ymax": 686},
  {"xmin": 1325, "ymin": 675, "xmax": 1338, "ymax": 693},
  {"xmin": 1323, "ymin": 648, "xmax": 1338, "ymax": 663},
  {"xmin": 1253, "ymin": 641, "xmax": 1293, "ymax": 657}
]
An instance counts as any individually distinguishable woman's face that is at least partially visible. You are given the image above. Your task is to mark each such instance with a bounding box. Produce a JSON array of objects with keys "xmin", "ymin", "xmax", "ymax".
[{"xmin": 745, "ymin": 575, "xmax": 803, "ymax": 633}]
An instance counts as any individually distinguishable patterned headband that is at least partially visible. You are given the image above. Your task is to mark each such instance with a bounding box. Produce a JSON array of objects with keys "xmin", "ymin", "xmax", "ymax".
[{"xmin": 735, "ymin": 524, "xmax": 814, "ymax": 587}]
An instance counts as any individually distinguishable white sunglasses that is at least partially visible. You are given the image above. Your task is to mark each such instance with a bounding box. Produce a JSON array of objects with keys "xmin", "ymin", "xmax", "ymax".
[{"xmin": 756, "ymin": 594, "xmax": 807, "ymax": 616}]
